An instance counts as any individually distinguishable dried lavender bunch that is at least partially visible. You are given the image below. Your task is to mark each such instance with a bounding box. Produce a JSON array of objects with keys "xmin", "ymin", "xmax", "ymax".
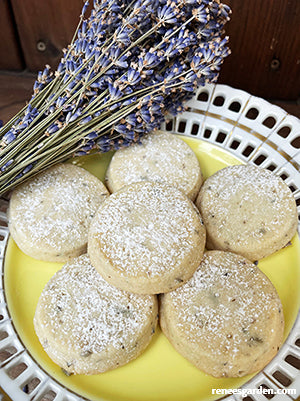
[{"xmin": 0, "ymin": 0, "xmax": 230, "ymax": 195}]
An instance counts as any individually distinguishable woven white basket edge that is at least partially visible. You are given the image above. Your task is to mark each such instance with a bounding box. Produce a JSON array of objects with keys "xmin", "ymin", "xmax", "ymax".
[{"xmin": 0, "ymin": 84, "xmax": 299, "ymax": 401}]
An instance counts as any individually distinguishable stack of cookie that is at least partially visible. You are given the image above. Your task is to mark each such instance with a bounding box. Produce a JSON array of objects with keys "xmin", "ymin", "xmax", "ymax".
[{"xmin": 8, "ymin": 131, "xmax": 298, "ymax": 378}]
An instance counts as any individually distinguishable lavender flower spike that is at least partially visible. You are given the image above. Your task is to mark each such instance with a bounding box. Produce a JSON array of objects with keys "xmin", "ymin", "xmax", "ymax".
[{"xmin": 0, "ymin": 0, "xmax": 231, "ymax": 195}]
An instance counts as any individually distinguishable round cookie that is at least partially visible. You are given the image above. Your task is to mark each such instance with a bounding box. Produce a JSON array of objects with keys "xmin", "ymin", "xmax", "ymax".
[
  {"xmin": 8, "ymin": 163, "xmax": 109, "ymax": 262},
  {"xmin": 88, "ymin": 181, "xmax": 206, "ymax": 294},
  {"xmin": 34, "ymin": 254, "xmax": 158, "ymax": 375},
  {"xmin": 195, "ymin": 164, "xmax": 298, "ymax": 261},
  {"xmin": 160, "ymin": 250, "xmax": 284, "ymax": 378},
  {"xmin": 106, "ymin": 130, "xmax": 202, "ymax": 200}
]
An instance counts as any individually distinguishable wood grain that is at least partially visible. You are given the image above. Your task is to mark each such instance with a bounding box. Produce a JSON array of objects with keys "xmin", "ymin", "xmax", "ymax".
[
  {"xmin": 0, "ymin": 0, "xmax": 23, "ymax": 70},
  {"xmin": 0, "ymin": 72, "xmax": 298, "ymax": 127},
  {"xmin": 9, "ymin": 0, "xmax": 87, "ymax": 71},
  {"xmin": 218, "ymin": 0, "xmax": 300, "ymax": 100},
  {"xmin": 0, "ymin": 72, "xmax": 35, "ymax": 124},
  {"xmin": 0, "ymin": 1, "xmax": 299, "ymax": 102}
]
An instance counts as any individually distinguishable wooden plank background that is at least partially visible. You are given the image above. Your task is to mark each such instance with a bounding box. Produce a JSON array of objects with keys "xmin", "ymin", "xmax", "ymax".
[
  {"xmin": 0, "ymin": 0, "xmax": 23, "ymax": 70},
  {"xmin": 9, "ymin": 0, "xmax": 85, "ymax": 72},
  {"xmin": 0, "ymin": 0, "xmax": 299, "ymax": 102},
  {"xmin": 218, "ymin": 0, "xmax": 300, "ymax": 100}
]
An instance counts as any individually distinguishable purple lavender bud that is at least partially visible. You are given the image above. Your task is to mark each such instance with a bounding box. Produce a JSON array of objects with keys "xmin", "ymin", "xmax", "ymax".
[
  {"xmin": 196, "ymin": 5, "xmax": 208, "ymax": 24},
  {"xmin": 63, "ymin": 74, "xmax": 70, "ymax": 83},
  {"xmin": 85, "ymin": 46, "xmax": 95, "ymax": 59},
  {"xmin": 105, "ymin": 68, "xmax": 118, "ymax": 75},
  {"xmin": 75, "ymin": 40, "xmax": 82, "ymax": 54},
  {"xmin": 157, "ymin": 5, "xmax": 177, "ymax": 24},
  {"xmin": 85, "ymin": 89, "xmax": 97, "ymax": 96},
  {"xmin": 165, "ymin": 42, "xmax": 178, "ymax": 58},
  {"xmin": 56, "ymin": 96, "xmax": 67, "ymax": 108},
  {"xmin": 220, "ymin": 4, "xmax": 231, "ymax": 19},
  {"xmin": 79, "ymin": 115, "xmax": 93, "ymax": 124},
  {"xmin": 127, "ymin": 68, "xmax": 141, "ymax": 85},
  {"xmin": 66, "ymin": 80, "xmax": 76, "ymax": 91},
  {"xmin": 25, "ymin": 104, "xmax": 33, "ymax": 114},
  {"xmin": 90, "ymin": 81, "xmax": 101, "ymax": 89},
  {"xmin": 125, "ymin": 114, "xmax": 137, "ymax": 126},
  {"xmin": 140, "ymin": 108, "xmax": 151, "ymax": 123},
  {"xmin": 149, "ymin": 103, "xmax": 162, "ymax": 114},
  {"xmin": 32, "ymin": 107, "xmax": 39, "ymax": 116},
  {"xmin": 67, "ymin": 108, "xmax": 82, "ymax": 124},
  {"xmin": 124, "ymin": 130, "xmax": 135, "ymax": 140},
  {"xmin": 42, "ymin": 65, "xmax": 50, "ymax": 80},
  {"xmin": 111, "ymin": 3, "xmax": 121, "ymax": 12},
  {"xmin": 66, "ymin": 60, "xmax": 75, "ymax": 73},
  {"xmin": 141, "ymin": 69, "xmax": 154, "ymax": 76},
  {"xmin": 109, "ymin": 45, "xmax": 121, "ymax": 61},
  {"xmin": 33, "ymin": 81, "xmax": 41, "ymax": 92},
  {"xmin": 152, "ymin": 95, "xmax": 164, "ymax": 103},
  {"xmin": 109, "ymin": 102, "xmax": 122, "ymax": 111},
  {"xmin": 185, "ymin": 0, "xmax": 197, "ymax": 4},
  {"xmin": 108, "ymin": 84, "xmax": 123, "ymax": 100},
  {"xmin": 37, "ymin": 71, "xmax": 43, "ymax": 82},
  {"xmin": 163, "ymin": 28, "xmax": 174, "ymax": 38},
  {"xmin": 47, "ymin": 124, "xmax": 60, "ymax": 135},
  {"xmin": 199, "ymin": 64, "xmax": 213, "ymax": 76},
  {"xmin": 81, "ymin": 1, "xmax": 89, "ymax": 17},
  {"xmin": 1, "ymin": 159, "xmax": 14, "ymax": 172},
  {"xmin": 191, "ymin": 56, "xmax": 202, "ymax": 69},
  {"xmin": 122, "ymin": 97, "xmax": 137, "ymax": 106},
  {"xmin": 80, "ymin": 142, "xmax": 94, "ymax": 152},
  {"xmin": 82, "ymin": 21, "xmax": 88, "ymax": 36},
  {"xmin": 2, "ymin": 131, "xmax": 16, "ymax": 145},
  {"xmin": 17, "ymin": 122, "xmax": 29, "ymax": 130},
  {"xmin": 66, "ymin": 112, "xmax": 72, "ymax": 124},
  {"xmin": 62, "ymin": 105, "xmax": 74, "ymax": 112},
  {"xmin": 23, "ymin": 164, "xmax": 33, "ymax": 174},
  {"xmin": 115, "ymin": 55, "xmax": 128, "ymax": 68},
  {"xmin": 124, "ymin": 87, "xmax": 134, "ymax": 95},
  {"xmin": 114, "ymin": 124, "xmax": 127, "ymax": 134},
  {"xmin": 97, "ymin": 136, "xmax": 111, "ymax": 153},
  {"xmin": 133, "ymin": 124, "xmax": 144, "ymax": 133},
  {"xmin": 115, "ymin": 31, "xmax": 131, "ymax": 46},
  {"xmin": 98, "ymin": 55, "xmax": 110, "ymax": 68},
  {"xmin": 164, "ymin": 70, "xmax": 175, "ymax": 81},
  {"xmin": 127, "ymin": 16, "xmax": 138, "ymax": 25},
  {"xmin": 185, "ymin": 71, "xmax": 197, "ymax": 82},
  {"xmin": 85, "ymin": 131, "xmax": 98, "ymax": 139},
  {"xmin": 141, "ymin": 95, "xmax": 151, "ymax": 104}
]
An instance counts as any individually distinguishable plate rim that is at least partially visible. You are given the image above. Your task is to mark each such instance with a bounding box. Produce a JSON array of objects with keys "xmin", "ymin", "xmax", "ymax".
[{"xmin": 0, "ymin": 83, "xmax": 300, "ymax": 401}]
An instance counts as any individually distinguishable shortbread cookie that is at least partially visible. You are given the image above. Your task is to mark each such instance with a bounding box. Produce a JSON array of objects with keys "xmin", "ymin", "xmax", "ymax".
[
  {"xmin": 106, "ymin": 131, "xmax": 202, "ymax": 200},
  {"xmin": 34, "ymin": 254, "xmax": 158, "ymax": 375},
  {"xmin": 195, "ymin": 164, "xmax": 298, "ymax": 261},
  {"xmin": 88, "ymin": 181, "xmax": 206, "ymax": 294},
  {"xmin": 160, "ymin": 251, "xmax": 284, "ymax": 378},
  {"xmin": 8, "ymin": 163, "xmax": 109, "ymax": 262}
]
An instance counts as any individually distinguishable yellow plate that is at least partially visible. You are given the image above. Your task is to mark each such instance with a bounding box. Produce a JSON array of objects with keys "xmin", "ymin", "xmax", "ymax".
[{"xmin": 4, "ymin": 137, "xmax": 300, "ymax": 401}]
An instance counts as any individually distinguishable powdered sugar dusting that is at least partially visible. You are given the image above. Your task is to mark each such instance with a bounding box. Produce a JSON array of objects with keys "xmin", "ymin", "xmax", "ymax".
[
  {"xmin": 90, "ymin": 181, "xmax": 204, "ymax": 277},
  {"xmin": 169, "ymin": 251, "xmax": 283, "ymax": 361},
  {"xmin": 107, "ymin": 131, "xmax": 201, "ymax": 198},
  {"xmin": 9, "ymin": 164, "xmax": 109, "ymax": 253},
  {"xmin": 197, "ymin": 164, "xmax": 297, "ymax": 253},
  {"xmin": 35, "ymin": 254, "xmax": 155, "ymax": 357}
]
